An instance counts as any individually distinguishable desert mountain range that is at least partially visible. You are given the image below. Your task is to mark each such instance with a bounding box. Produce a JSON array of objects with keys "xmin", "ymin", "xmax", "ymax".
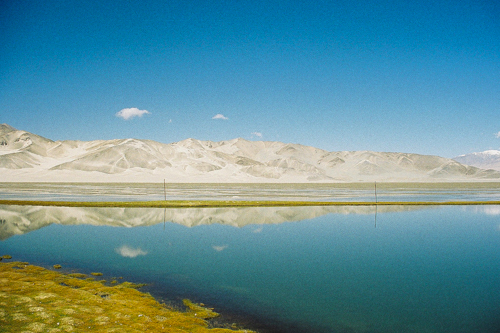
[{"xmin": 1, "ymin": 123, "xmax": 499, "ymax": 182}]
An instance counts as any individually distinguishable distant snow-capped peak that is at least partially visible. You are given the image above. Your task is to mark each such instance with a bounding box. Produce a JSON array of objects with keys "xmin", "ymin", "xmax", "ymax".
[
  {"xmin": 453, "ymin": 150, "xmax": 500, "ymax": 171},
  {"xmin": 456, "ymin": 150, "xmax": 500, "ymax": 158},
  {"xmin": 477, "ymin": 150, "xmax": 500, "ymax": 156}
]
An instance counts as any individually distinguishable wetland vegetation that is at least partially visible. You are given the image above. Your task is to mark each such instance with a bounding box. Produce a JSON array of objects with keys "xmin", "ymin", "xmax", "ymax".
[
  {"xmin": 1, "ymin": 199, "xmax": 500, "ymax": 208},
  {"xmin": 0, "ymin": 258, "xmax": 255, "ymax": 333}
]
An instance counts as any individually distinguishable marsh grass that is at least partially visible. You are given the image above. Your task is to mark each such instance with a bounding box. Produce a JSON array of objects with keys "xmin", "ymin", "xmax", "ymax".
[
  {"xmin": 0, "ymin": 260, "xmax": 255, "ymax": 332},
  {"xmin": 1, "ymin": 199, "xmax": 499, "ymax": 208}
]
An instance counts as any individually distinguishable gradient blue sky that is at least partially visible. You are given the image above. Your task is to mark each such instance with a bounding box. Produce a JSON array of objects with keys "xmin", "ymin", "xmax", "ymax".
[{"xmin": 1, "ymin": 0, "xmax": 499, "ymax": 157}]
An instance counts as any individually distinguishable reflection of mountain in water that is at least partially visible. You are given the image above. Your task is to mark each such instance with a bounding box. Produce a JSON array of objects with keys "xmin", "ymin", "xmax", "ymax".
[{"xmin": 0, "ymin": 205, "xmax": 430, "ymax": 240}]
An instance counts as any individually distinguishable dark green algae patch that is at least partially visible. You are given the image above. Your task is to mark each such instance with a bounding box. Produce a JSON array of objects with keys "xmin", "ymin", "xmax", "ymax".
[
  {"xmin": 0, "ymin": 259, "xmax": 255, "ymax": 333},
  {"xmin": 1, "ymin": 199, "xmax": 500, "ymax": 208}
]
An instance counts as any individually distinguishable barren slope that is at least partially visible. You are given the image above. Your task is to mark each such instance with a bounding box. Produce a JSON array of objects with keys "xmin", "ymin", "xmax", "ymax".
[{"xmin": 1, "ymin": 124, "xmax": 499, "ymax": 182}]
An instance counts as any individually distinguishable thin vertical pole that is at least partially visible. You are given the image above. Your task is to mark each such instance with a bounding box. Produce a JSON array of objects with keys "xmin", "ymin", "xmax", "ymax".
[
  {"xmin": 374, "ymin": 181, "xmax": 378, "ymax": 228},
  {"xmin": 164, "ymin": 179, "xmax": 166, "ymax": 201}
]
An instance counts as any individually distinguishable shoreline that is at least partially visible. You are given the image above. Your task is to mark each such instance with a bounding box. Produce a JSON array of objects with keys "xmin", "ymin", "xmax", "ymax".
[
  {"xmin": 0, "ymin": 256, "xmax": 320, "ymax": 333},
  {"xmin": 0, "ymin": 257, "xmax": 256, "ymax": 333}
]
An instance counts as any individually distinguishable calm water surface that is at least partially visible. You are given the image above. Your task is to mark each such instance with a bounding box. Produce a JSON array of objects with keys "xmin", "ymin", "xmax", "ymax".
[
  {"xmin": 1, "ymin": 204, "xmax": 500, "ymax": 333},
  {"xmin": 1, "ymin": 182, "xmax": 500, "ymax": 202}
]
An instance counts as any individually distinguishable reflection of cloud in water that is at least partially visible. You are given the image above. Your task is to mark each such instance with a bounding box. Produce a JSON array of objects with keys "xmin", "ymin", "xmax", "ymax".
[
  {"xmin": 115, "ymin": 245, "xmax": 148, "ymax": 258},
  {"xmin": 483, "ymin": 206, "xmax": 500, "ymax": 216},
  {"xmin": 212, "ymin": 245, "xmax": 228, "ymax": 252},
  {"xmin": 253, "ymin": 227, "xmax": 263, "ymax": 233},
  {"xmin": 464, "ymin": 205, "xmax": 500, "ymax": 216}
]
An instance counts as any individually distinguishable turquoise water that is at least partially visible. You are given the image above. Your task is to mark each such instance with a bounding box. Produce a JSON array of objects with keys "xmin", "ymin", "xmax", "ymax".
[{"xmin": 1, "ymin": 205, "xmax": 500, "ymax": 332}]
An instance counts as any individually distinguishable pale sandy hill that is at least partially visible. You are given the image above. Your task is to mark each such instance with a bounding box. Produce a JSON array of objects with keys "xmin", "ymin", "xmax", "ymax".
[{"xmin": 1, "ymin": 124, "xmax": 499, "ymax": 182}]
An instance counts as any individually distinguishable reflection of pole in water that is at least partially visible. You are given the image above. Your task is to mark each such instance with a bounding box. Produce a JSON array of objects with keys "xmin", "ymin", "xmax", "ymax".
[
  {"xmin": 164, "ymin": 207, "xmax": 166, "ymax": 230},
  {"xmin": 374, "ymin": 182, "xmax": 378, "ymax": 228}
]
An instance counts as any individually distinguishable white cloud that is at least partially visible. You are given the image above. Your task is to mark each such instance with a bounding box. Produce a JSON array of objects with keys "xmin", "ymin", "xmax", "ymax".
[
  {"xmin": 495, "ymin": 131, "xmax": 500, "ymax": 138},
  {"xmin": 251, "ymin": 132, "xmax": 263, "ymax": 138},
  {"xmin": 212, "ymin": 114, "xmax": 228, "ymax": 120},
  {"xmin": 115, "ymin": 245, "xmax": 148, "ymax": 258},
  {"xmin": 116, "ymin": 108, "xmax": 151, "ymax": 120},
  {"xmin": 212, "ymin": 245, "xmax": 228, "ymax": 252}
]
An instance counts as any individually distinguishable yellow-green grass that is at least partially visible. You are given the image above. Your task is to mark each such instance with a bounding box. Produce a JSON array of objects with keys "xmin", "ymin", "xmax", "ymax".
[
  {"xmin": 1, "ymin": 199, "xmax": 500, "ymax": 208},
  {"xmin": 0, "ymin": 260, "xmax": 255, "ymax": 333}
]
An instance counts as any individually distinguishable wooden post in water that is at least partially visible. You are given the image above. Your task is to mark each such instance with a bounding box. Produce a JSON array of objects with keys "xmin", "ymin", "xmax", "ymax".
[{"xmin": 374, "ymin": 181, "xmax": 378, "ymax": 228}]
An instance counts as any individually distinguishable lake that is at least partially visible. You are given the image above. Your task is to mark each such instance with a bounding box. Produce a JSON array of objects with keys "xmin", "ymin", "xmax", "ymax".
[
  {"xmin": 1, "ymin": 203, "xmax": 500, "ymax": 333},
  {"xmin": 1, "ymin": 182, "xmax": 500, "ymax": 202}
]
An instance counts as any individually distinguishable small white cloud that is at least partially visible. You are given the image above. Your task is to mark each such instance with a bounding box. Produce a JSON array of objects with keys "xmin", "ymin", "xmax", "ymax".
[
  {"xmin": 116, "ymin": 108, "xmax": 151, "ymax": 120},
  {"xmin": 253, "ymin": 227, "xmax": 263, "ymax": 233},
  {"xmin": 212, "ymin": 114, "xmax": 228, "ymax": 120},
  {"xmin": 495, "ymin": 131, "xmax": 500, "ymax": 138},
  {"xmin": 251, "ymin": 132, "xmax": 263, "ymax": 138},
  {"xmin": 212, "ymin": 245, "xmax": 228, "ymax": 252},
  {"xmin": 115, "ymin": 245, "xmax": 148, "ymax": 258}
]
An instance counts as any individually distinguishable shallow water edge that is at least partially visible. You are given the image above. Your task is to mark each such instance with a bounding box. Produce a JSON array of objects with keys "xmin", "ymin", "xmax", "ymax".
[{"xmin": 0, "ymin": 259, "xmax": 257, "ymax": 333}]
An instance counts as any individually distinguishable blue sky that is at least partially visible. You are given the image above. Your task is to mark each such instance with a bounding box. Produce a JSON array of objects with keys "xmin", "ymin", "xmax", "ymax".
[{"xmin": 1, "ymin": 0, "xmax": 499, "ymax": 157}]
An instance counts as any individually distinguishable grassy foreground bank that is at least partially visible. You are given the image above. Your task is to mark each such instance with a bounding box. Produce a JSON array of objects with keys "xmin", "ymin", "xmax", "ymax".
[
  {"xmin": 0, "ymin": 259, "xmax": 254, "ymax": 333},
  {"xmin": 1, "ymin": 199, "xmax": 500, "ymax": 208}
]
